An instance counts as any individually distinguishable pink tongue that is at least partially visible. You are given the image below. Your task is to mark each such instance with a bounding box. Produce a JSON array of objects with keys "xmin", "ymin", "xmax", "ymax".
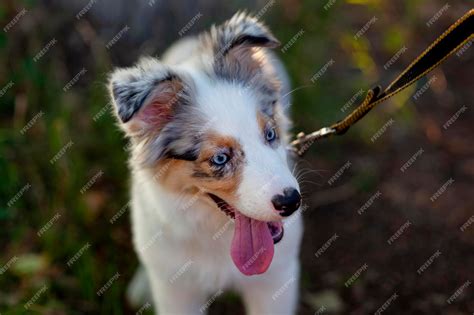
[{"xmin": 231, "ymin": 212, "xmax": 274, "ymax": 276}]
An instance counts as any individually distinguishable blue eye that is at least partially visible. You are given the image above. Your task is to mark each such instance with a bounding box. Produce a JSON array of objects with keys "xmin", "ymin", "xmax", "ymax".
[
  {"xmin": 265, "ymin": 128, "xmax": 277, "ymax": 142},
  {"xmin": 211, "ymin": 153, "xmax": 229, "ymax": 166}
]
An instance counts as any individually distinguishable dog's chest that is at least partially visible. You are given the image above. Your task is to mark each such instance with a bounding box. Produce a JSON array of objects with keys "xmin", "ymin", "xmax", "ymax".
[{"xmin": 131, "ymin": 179, "xmax": 239, "ymax": 289}]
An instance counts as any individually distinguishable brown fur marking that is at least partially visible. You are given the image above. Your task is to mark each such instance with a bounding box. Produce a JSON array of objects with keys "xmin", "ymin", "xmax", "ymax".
[{"xmin": 152, "ymin": 131, "xmax": 246, "ymax": 207}]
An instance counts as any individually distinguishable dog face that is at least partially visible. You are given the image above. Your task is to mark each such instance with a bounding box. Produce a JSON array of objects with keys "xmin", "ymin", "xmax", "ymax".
[
  {"xmin": 109, "ymin": 12, "xmax": 301, "ymax": 275},
  {"xmin": 192, "ymin": 79, "xmax": 300, "ymax": 220}
]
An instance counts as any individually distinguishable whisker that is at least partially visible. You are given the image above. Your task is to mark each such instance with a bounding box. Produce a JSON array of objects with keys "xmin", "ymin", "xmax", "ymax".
[{"xmin": 281, "ymin": 84, "xmax": 313, "ymax": 102}]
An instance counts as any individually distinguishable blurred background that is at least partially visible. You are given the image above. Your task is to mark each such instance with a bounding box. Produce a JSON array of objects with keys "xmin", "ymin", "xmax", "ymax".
[{"xmin": 1, "ymin": 0, "xmax": 473, "ymax": 314}]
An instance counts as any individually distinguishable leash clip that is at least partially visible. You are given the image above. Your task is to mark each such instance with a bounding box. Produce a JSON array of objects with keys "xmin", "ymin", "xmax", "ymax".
[{"xmin": 289, "ymin": 127, "xmax": 336, "ymax": 156}]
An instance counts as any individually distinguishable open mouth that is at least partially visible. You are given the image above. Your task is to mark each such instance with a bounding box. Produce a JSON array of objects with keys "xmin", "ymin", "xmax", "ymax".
[{"xmin": 208, "ymin": 193, "xmax": 284, "ymax": 276}]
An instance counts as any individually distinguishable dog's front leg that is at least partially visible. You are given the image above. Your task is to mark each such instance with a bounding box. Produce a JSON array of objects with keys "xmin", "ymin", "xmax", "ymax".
[
  {"xmin": 146, "ymin": 269, "xmax": 208, "ymax": 315},
  {"xmin": 240, "ymin": 260, "xmax": 300, "ymax": 315}
]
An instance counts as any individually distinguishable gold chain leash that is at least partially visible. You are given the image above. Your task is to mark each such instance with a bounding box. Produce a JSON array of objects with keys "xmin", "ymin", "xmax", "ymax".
[{"xmin": 289, "ymin": 9, "xmax": 473, "ymax": 157}]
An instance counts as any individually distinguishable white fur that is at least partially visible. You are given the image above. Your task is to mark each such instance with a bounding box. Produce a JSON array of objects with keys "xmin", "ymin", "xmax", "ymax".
[
  {"xmin": 126, "ymin": 31, "xmax": 303, "ymax": 315},
  {"xmin": 131, "ymin": 167, "xmax": 302, "ymax": 314}
]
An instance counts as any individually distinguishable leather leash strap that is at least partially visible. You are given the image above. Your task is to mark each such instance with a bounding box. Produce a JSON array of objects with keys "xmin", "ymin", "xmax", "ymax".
[{"xmin": 290, "ymin": 9, "xmax": 473, "ymax": 156}]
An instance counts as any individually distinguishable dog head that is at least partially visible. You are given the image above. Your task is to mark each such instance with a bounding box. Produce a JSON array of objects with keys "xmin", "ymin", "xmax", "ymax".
[{"xmin": 109, "ymin": 12, "xmax": 301, "ymax": 275}]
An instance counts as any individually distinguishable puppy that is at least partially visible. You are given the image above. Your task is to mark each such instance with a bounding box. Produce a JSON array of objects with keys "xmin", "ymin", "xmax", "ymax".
[{"xmin": 108, "ymin": 12, "xmax": 303, "ymax": 315}]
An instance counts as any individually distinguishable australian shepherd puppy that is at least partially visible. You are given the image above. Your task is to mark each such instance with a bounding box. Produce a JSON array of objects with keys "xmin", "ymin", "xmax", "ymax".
[{"xmin": 108, "ymin": 12, "xmax": 303, "ymax": 315}]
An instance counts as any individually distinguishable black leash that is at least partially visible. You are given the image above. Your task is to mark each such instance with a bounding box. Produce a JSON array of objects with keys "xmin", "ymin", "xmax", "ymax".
[{"xmin": 290, "ymin": 9, "xmax": 473, "ymax": 156}]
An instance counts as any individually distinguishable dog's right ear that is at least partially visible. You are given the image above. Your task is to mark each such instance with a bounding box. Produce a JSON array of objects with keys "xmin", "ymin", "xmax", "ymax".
[
  {"xmin": 207, "ymin": 12, "xmax": 281, "ymax": 92},
  {"xmin": 108, "ymin": 58, "xmax": 189, "ymax": 137},
  {"xmin": 212, "ymin": 11, "xmax": 280, "ymax": 58}
]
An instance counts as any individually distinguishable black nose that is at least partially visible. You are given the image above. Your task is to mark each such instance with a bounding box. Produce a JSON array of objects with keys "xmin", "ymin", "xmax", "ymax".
[{"xmin": 271, "ymin": 187, "xmax": 301, "ymax": 217}]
